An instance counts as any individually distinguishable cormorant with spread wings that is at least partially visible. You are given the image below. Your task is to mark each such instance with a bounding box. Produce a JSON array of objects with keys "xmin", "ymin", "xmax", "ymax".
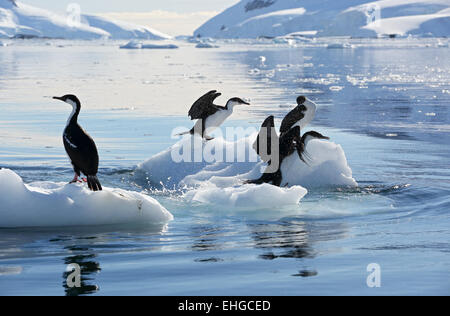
[{"xmin": 178, "ymin": 90, "xmax": 250, "ymax": 140}]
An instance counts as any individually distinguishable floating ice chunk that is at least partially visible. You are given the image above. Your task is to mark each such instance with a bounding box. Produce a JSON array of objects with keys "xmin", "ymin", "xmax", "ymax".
[
  {"xmin": 120, "ymin": 40, "xmax": 143, "ymax": 49},
  {"xmin": 184, "ymin": 183, "xmax": 307, "ymax": 209},
  {"xmin": 138, "ymin": 133, "xmax": 357, "ymax": 192},
  {"xmin": 141, "ymin": 43, "xmax": 179, "ymax": 49},
  {"xmin": 248, "ymin": 68, "xmax": 261, "ymax": 75},
  {"xmin": 273, "ymin": 37, "xmax": 296, "ymax": 45},
  {"xmin": 195, "ymin": 42, "xmax": 219, "ymax": 48},
  {"xmin": 0, "ymin": 169, "xmax": 173, "ymax": 228},
  {"xmin": 137, "ymin": 135, "xmax": 257, "ymax": 189},
  {"xmin": 186, "ymin": 37, "xmax": 201, "ymax": 43},
  {"xmin": 327, "ymin": 43, "xmax": 353, "ymax": 49},
  {"xmin": 329, "ymin": 86, "xmax": 344, "ymax": 91},
  {"xmin": 120, "ymin": 41, "xmax": 178, "ymax": 50},
  {"xmin": 279, "ymin": 138, "xmax": 357, "ymax": 188}
]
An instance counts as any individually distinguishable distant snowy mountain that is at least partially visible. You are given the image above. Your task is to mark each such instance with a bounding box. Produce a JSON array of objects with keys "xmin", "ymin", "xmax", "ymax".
[
  {"xmin": 194, "ymin": 0, "xmax": 450, "ymax": 38},
  {"xmin": 0, "ymin": 0, "xmax": 170, "ymax": 39},
  {"xmin": 81, "ymin": 15, "xmax": 170, "ymax": 40}
]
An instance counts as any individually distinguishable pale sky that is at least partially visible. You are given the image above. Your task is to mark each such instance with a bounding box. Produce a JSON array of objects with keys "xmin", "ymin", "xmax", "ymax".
[{"xmin": 22, "ymin": 0, "xmax": 240, "ymax": 36}]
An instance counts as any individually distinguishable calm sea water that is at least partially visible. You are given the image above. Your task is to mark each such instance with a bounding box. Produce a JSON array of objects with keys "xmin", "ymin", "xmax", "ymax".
[{"xmin": 0, "ymin": 38, "xmax": 449, "ymax": 295}]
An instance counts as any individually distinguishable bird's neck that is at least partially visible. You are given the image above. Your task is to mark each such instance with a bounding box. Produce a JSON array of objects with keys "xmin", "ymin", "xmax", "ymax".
[
  {"xmin": 66, "ymin": 102, "xmax": 80, "ymax": 127},
  {"xmin": 301, "ymin": 135, "xmax": 311, "ymax": 147},
  {"xmin": 225, "ymin": 101, "xmax": 236, "ymax": 112},
  {"xmin": 304, "ymin": 100, "xmax": 317, "ymax": 113}
]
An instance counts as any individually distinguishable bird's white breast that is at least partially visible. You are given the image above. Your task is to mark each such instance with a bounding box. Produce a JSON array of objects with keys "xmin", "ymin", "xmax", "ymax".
[
  {"xmin": 205, "ymin": 109, "xmax": 232, "ymax": 132},
  {"xmin": 295, "ymin": 99, "xmax": 317, "ymax": 130},
  {"xmin": 66, "ymin": 99, "xmax": 77, "ymax": 127}
]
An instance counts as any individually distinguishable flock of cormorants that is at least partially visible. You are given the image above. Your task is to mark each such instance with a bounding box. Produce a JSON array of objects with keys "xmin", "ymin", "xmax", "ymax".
[{"xmin": 53, "ymin": 91, "xmax": 328, "ymax": 191}]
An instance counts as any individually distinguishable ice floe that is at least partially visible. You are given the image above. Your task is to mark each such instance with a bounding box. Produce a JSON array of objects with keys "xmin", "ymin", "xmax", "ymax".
[
  {"xmin": 137, "ymin": 133, "xmax": 357, "ymax": 208},
  {"xmin": 120, "ymin": 40, "xmax": 179, "ymax": 49},
  {"xmin": 0, "ymin": 169, "xmax": 173, "ymax": 228}
]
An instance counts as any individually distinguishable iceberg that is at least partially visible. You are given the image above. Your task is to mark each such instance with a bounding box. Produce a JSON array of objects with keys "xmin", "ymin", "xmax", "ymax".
[
  {"xmin": 0, "ymin": 169, "xmax": 173, "ymax": 228},
  {"xmin": 120, "ymin": 40, "xmax": 179, "ymax": 49},
  {"xmin": 136, "ymin": 133, "xmax": 357, "ymax": 208}
]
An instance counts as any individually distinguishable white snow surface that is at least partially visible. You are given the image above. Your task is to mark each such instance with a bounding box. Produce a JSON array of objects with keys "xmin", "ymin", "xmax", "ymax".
[
  {"xmin": 0, "ymin": 0, "xmax": 169, "ymax": 39},
  {"xmin": 137, "ymin": 134, "xmax": 356, "ymax": 208},
  {"xmin": 194, "ymin": 0, "xmax": 450, "ymax": 38},
  {"xmin": 0, "ymin": 169, "xmax": 173, "ymax": 228}
]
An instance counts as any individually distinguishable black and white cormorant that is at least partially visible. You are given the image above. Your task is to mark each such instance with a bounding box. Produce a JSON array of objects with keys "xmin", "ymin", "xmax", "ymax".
[
  {"xmin": 247, "ymin": 124, "xmax": 303, "ymax": 186},
  {"xmin": 279, "ymin": 96, "xmax": 317, "ymax": 137},
  {"xmin": 178, "ymin": 90, "xmax": 250, "ymax": 140},
  {"xmin": 53, "ymin": 95, "xmax": 102, "ymax": 191},
  {"xmin": 247, "ymin": 110, "xmax": 329, "ymax": 187},
  {"xmin": 252, "ymin": 115, "xmax": 277, "ymax": 163}
]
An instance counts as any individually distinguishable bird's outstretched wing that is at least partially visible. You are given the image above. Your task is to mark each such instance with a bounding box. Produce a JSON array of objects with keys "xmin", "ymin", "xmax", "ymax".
[
  {"xmin": 279, "ymin": 125, "xmax": 301, "ymax": 158},
  {"xmin": 297, "ymin": 131, "xmax": 330, "ymax": 165},
  {"xmin": 253, "ymin": 116, "xmax": 279, "ymax": 162},
  {"xmin": 188, "ymin": 90, "xmax": 222, "ymax": 120},
  {"xmin": 279, "ymin": 105, "xmax": 306, "ymax": 136}
]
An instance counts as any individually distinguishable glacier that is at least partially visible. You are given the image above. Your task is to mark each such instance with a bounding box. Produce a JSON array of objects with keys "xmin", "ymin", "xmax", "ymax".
[
  {"xmin": 194, "ymin": 0, "xmax": 450, "ymax": 38},
  {"xmin": 0, "ymin": 0, "xmax": 170, "ymax": 39}
]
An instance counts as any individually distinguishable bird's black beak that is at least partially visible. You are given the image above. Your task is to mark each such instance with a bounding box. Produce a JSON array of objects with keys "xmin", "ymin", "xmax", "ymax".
[
  {"xmin": 242, "ymin": 100, "xmax": 250, "ymax": 105},
  {"xmin": 53, "ymin": 96, "xmax": 64, "ymax": 101}
]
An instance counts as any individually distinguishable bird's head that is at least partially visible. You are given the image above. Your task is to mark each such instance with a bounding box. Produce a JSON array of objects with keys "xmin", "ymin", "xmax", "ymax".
[
  {"xmin": 302, "ymin": 131, "xmax": 330, "ymax": 145},
  {"xmin": 53, "ymin": 95, "xmax": 80, "ymax": 109},
  {"xmin": 297, "ymin": 96, "xmax": 306, "ymax": 105},
  {"xmin": 227, "ymin": 97, "xmax": 250, "ymax": 108},
  {"xmin": 297, "ymin": 96, "xmax": 308, "ymax": 111}
]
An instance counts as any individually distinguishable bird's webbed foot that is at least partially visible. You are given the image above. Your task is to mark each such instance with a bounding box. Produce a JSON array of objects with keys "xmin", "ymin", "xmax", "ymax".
[{"xmin": 69, "ymin": 173, "xmax": 82, "ymax": 184}]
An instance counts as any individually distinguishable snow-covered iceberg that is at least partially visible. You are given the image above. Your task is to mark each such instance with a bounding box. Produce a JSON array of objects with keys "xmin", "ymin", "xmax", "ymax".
[
  {"xmin": 136, "ymin": 133, "xmax": 356, "ymax": 208},
  {"xmin": 279, "ymin": 138, "xmax": 357, "ymax": 187},
  {"xmin": 0, "ymin": 0, "xmax": 169, "ymax": 39},
  {"xmin": 194, "ymin": 0, "xmax": 450, "ymax": 38},
  {"xmin": 0, "ymin": 169, "xmax": 173, "ymax": 228},
  {"xmin": 120, "ymin": 40, "xmax": 178, "ymax": 49}
]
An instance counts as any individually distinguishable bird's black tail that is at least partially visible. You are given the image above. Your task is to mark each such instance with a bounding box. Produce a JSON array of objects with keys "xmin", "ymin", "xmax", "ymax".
[{"xmin": 87, "ymin": 175, "xmax": 102, "ymax": 192}]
